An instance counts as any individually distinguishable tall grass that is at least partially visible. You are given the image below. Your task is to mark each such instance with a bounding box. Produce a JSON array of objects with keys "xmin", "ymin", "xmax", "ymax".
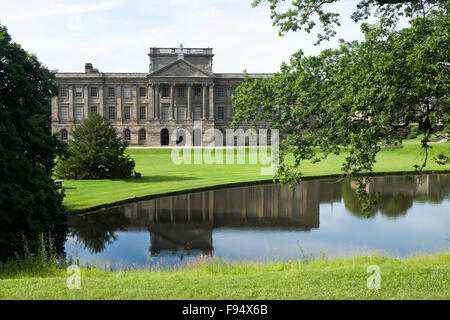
[{"xmin": 0, "ymin": 234, "xmax": 73, "ymax": 278}]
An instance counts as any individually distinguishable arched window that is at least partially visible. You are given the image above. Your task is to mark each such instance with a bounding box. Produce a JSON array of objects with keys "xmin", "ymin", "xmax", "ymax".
[
  {"xmin": 124, "ymin": 129, "xmax": 131, "ymax": 141},
  {"xmin": 139, "ymin": 129, "xmax": 146, "ymax": 141},
  {"xmin": 60, "ymin": 129, "xmax": 68, "ymax": 142}
]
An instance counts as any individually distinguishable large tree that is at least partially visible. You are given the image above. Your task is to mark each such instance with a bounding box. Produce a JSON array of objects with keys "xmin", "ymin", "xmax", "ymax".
[
  {"xmin": 232, "ymin": 5, "xmax": 449, "ymax": 203},
  {"xmin": 55, "ymin": 113, "xmax": 135, "ymax": 179},
  {"xmin": 0, "ymin": 25, "xmax": 66, "ymax": 260},
  {"xmin": 253, "ymin": 0, "xmax": 448, "ymax": 44}
]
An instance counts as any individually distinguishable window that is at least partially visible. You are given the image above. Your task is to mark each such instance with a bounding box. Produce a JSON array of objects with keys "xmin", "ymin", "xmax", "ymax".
[
  {"xmin": 108, "ymin": 87, "xmax": 115, "ymax": 97},
  {"xmin": 139, "ymin": 106, "xmax": 146, "ymax": 120},
  {"xmin": 90, "ymin": 106, "xmax": 98, "ymax": 114},
  {"xmin": 194, "ymin": 106, "xmax": 201, "ymax": 120},
  {"xmin": 139, "ymin": 129, "xmax": 146, "ymax": 140},
  {"xmin": 123, "ymin": 87, "xmax": 131, "ymax": 99},
  {"xmin": 60, "ymin": 129, "xmax": 68, "ymax": 142},
  {"xmin": 108, "ymin": 106, "xmax": 116, "ymax": 120},
  {"xmin": 75, "ymin": 87, "xmax": 83, "ymax": 97},
  {"xmin": 249, "ymin": 114, "xmax": 256, "ymax": 121},
  {"xmin": 194, "ymin": 87, "xmax": 201, "ymax": 97},
  {"xmin": 60, "ymin": 87, "xmax": 67, "ymax": 97},
  {"xmin": 90, "ymin": 87, "xmax": 98, "ymax": 97},
  {"xmin": 232, "ymin": 106, "xmax": 236, "ymax": 114},
  {"xmin": 139, "ymin": 87, "xmax": 147, "ymax": 97},
  {"xmin": 178, "ymin": 87, "xmax": 185, "ymax": 97},
  {"xmin": 162, "ymin": 106, "xmax": 169, "ymax": 120},
  {"xmin": 123, "ymin": 106, "xmax": 131, "ymax": 120},
  {"xmin": 124, "ymin": 129, "xmax": 131, "ymax": 141},
  {"xmin": 217, "ymin": 106, "xmax": 224, "ymax": 120},
  {"xmin": 177, "ymin": 107, "xmax": 185, "ymax": 120},
  {"xmin": 74, "ymin": 107, "xmax": 83, "ymax": 121},
  {"xmin": 217, "ymin": 87, "xmax": 225, "ymax": 97},
  {"xmin": 162, "ymin": 87, "xmax": 170, "ymax": 97},
  {"xmin": 59, "ymin": 107, "xmax": 68, "ymax": 121}
]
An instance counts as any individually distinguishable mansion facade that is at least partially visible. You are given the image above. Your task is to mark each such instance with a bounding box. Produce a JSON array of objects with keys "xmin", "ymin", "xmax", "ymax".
[{"xmin": 52, "ymin": 46, "xmax": 272, "ymax": 146}]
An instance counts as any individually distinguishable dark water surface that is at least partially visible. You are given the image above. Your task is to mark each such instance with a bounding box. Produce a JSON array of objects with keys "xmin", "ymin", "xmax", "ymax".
[{"xmin": 64, "ymin": 174, "xmax": 450, "ymax": 269}]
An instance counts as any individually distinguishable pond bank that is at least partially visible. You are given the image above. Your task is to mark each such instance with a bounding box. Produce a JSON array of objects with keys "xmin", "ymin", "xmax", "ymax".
[
  {"xmin": 62, "ymin": 145, "xmax": 450, "ymax": 213},
  {"xmin": 69, "ymin": 169, "xmax": 450, "ymax": 215},
  {"xmin": 1, "ymin": 252, "xmax": 448, "ymax": 299}
]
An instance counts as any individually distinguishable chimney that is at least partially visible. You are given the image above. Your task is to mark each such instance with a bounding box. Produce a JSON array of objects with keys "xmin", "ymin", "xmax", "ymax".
[{"xmin": 85, "ymin": 63, "xmax": 93, "ymax": 73}]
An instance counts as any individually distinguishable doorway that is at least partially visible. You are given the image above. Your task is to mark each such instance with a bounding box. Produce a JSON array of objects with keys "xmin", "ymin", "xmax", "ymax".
[{"xmin": 161, "ymin": 128, "xmax": 169, "ymax": 146}]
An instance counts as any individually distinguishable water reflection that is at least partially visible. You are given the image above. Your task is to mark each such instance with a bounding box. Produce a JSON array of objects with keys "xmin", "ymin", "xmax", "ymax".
[{"xmin": 66, "ymin": 174, "xmax": 450, "ymax": 267}]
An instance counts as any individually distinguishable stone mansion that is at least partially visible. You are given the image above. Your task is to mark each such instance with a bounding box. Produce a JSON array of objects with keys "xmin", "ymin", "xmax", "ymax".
[{"xmin": 52, "ymin": 45, "xmax": 272, "ymax": 146}]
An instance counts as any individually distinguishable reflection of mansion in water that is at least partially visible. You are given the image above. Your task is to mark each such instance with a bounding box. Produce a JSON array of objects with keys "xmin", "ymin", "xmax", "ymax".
[
  {"xmin": 68, "ymin": 174, "xmax": 449, "ymax": 257},
  {"xmin": 121, "ymin": 180, "xmax": 342, "ymax": 255}
]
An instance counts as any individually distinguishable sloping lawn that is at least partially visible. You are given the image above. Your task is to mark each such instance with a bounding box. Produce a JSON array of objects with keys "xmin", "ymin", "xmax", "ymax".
[{"xmin": 62, "ymin": 143, "xmax": 450, "ymax": 211}]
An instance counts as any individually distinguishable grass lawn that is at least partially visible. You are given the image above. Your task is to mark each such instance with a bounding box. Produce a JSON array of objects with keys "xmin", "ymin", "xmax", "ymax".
[
  {"xmin": 1, "ymin": 253, "xmax": 448, "ymax": 299},
  {"xmin": 62, "ymin": 143, "xmax": 450, "ymax": 211}
]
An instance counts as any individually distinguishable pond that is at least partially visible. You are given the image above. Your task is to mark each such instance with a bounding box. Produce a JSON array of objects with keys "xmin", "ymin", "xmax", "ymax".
[{"xmin": 64, "ymin": 174, "xmax": 450, "ymax": 269}]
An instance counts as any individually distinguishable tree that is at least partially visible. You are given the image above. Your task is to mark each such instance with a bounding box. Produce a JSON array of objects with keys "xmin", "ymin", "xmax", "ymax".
[
  {"xmin": 0, "ymin": 25, "xmax": 66, "ymax": 261},
  {"xmin": 252, "ymin": 0, "xmax": 448, "ymax": 44},
  {"xmin": 55, "ymin": 113, "xmax": 135, "ymax": 179},
  {"xmin": 232, "ymin": 7, "xmax": 449, "ymax": 206}
]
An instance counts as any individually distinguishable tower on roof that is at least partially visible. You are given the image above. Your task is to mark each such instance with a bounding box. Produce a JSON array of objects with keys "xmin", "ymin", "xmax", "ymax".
[{"xmin": 148, "ymin": 46, "xmax": 214, "ymax": 73}]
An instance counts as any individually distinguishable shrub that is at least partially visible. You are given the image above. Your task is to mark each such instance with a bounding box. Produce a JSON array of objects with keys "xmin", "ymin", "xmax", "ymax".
[{"xmin": 55, "ymin": 113, "xmax": 135, "ymax": 179}]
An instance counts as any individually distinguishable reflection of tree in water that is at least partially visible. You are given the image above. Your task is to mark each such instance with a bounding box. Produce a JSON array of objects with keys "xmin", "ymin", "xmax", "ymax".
[
  {"xmin": 342, "ymin": 174, "xmax": 450, "ymax": 219},
  {"xmin": 69, "ymin": 211, "xmax": 130, "ymax": 253},
  {"xmin": 342, "ymin": 181, "xmax": 377, "ymax": 218},
  {"xmin": 51, "ymin": 223, "xmax": 69, "ymax": 259},
  {"xmin": 377, "ymin": 193, "xmax": 412, "ymax": 219}
]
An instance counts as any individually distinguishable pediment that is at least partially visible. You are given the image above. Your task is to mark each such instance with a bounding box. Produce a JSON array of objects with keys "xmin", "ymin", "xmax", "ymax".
[{"xmin": 148, "ymin": 59, "xmax": 213, "ymax": 78}]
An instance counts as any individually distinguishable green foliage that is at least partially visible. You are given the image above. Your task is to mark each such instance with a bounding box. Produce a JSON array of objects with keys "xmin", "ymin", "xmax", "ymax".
[
  {"xmin": 55, "ymin": 113, "xmax": 135, "ymax": 179},
  {"xmin": 232, "ymin": 9, "xmax": 449, "ymax": 192},
  {"xmin": 252, "ymin": 0, "xmax": 448, "ymax": 44},
  {"xmin": 0, "ymin": 25, "xmax": 67, "ymax": 261}
]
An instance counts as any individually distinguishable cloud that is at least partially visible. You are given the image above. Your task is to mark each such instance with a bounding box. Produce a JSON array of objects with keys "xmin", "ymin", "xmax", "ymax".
[
  {"xmin": 193, "ymin": 7, "xmax": 224, "ymax": 18},
  {"xmin": 0, "ymin": 0, "xmax": 123, "ymax": 21},
  {"xmin": 0, "ymin": 0, "xmax": 367, "ymax": 73}
]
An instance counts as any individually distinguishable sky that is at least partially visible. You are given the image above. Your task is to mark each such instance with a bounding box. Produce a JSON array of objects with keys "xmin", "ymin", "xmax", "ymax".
[{"xmin": 0, "ymin": 0, "xmax": 375, "ymax": 73}]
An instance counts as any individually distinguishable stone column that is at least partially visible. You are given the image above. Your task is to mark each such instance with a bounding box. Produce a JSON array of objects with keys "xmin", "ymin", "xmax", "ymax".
[
  {"xmin": 83, "ymin": 85, "xmax": 89, "ymax": 120},
  {"xmin": 227, "ymin": 84, "xmax": 232, "ymax": 120},
  {"xmin": 202, "ymin": 83, "xmax": 207, "ymax": 120},
  {"xmin": 68, "ymin": 85, "xmax": 74, "ymax": 121},
  {"xmin": 149, "ymin": 84, "xmax": 154, "ymax": 119},
  {"xmin": 209, "ymin": 84, "xmax": 214, "ymax": 120},
  {"xmin": 51, "ymin": 97, "xmax": 58, "ymax": 124},
  {"xmin": 187, "ymin": 83, "xmax": 192, "ymax": 120},
  {"xmin": 154, "ymin": 84, "xmax": 159, "ymax": 120},
  {"xmin": 134, "ymin": 84, "xmax": 139, "ymax": 121},
  {"xmin": 99, "ymin": 84, "xmax": 104, "ymax": 117},
  {"xmin": 170, "ymin": 83, "xmax": 174, "ymax": 120},
  {"xmin": 116, "ymin": 85, "xmax": 122, "ymax": 120}
]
